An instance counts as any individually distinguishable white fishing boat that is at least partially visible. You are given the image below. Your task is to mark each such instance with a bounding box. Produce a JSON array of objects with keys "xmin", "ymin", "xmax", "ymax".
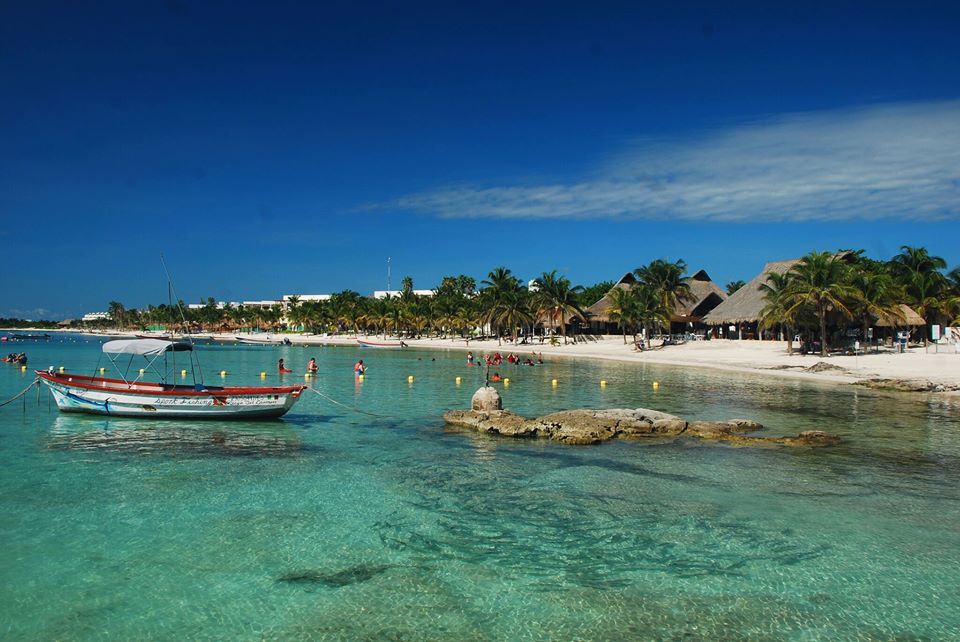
[{"xmin": 36, "ymin": 339, "xmax": 305, "ymax": 419}]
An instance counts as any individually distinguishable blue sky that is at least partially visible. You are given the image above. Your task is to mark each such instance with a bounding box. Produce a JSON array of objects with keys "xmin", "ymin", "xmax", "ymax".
[{"xmin": 2, "ymin": 1, "xmax": 959, "ymax": 320}]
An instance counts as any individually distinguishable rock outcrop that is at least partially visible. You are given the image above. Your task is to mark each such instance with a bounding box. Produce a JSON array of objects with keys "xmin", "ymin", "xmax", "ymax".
[
  {"xmin": 443, "ymin": 406, "xmax": 838, "ymax": 448},
  {"xmin": 854, "ymin": 378, "xmax": 959, "ymax": 393},
  {"xmin": 471, "ymin": 386, "xmax": 503, "ymax": 411}
]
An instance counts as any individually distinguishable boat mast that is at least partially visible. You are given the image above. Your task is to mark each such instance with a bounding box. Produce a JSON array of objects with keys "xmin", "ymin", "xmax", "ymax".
[
  {"xmin": 387, "ymin": 257, "xmax": 391, "ymax": 293},
  {"xmin": 160, "ymin": 253, "xmax": 204, "ymax": 386}
]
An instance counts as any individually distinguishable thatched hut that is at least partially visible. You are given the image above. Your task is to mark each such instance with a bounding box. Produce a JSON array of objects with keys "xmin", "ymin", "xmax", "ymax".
[
  {"xmin": 586, "ymin": 270, "xmax": 727, "ymax": 334},
  {"xmin": 700, "ymin": 259, "xmax": 798, "ymax": 339}
]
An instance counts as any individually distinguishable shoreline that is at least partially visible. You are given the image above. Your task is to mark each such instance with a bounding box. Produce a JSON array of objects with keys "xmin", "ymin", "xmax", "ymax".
[{"xmin": 10, "ymin": 328, "xmax": 960, "ymax": 391}]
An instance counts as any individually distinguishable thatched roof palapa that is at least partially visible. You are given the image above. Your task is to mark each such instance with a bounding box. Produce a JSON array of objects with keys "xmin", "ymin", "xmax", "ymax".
[
  {"xmin": 700, "ymin": 259, "xmax": 797, "ymax": 325},
  {"xmin": 874, "ymin": 304, "xmax": 925, "ymax": 327},
  {"xmin": 586, "ymin": 270, "xmax": 727, "ymax": 323}
]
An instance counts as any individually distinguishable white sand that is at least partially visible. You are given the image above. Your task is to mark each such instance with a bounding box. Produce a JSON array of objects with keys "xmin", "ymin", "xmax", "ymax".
[{"xmin": 288, "ymin": 334, "xmax": 960, "ymax": 389}]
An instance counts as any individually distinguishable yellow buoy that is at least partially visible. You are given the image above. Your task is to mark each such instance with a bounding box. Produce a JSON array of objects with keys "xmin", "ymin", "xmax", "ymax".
[
  {"xmin": 358, "ymin": 374, "xmax": 364, "ymax": 381},
  {"xmin": 99, "ymin": 367, "xmax": 106, "ymax": 373},
  {"xmin": 503, "ymin": 378, "xmax": 509, "ymax": 384},
  {"xmin": 407, "ymin": 375, "xmax": 414, "ymax": 382},
  {"xmin": 551, "ymin": 379, "xmax": 558, "ymax": 386},
  {"xmin": 21, "ymin": 365, "xmax": 27, "ymax": 372},
  {"xmin": 138, "ymin": 368, "xmax": 145, "ymax": 375},
  {"xmin": 260, "ymin": 371, "xmax": 267, "ymax": 378},
  {"xmin": 181, "ymin": 369, "xmax": 187, "ymax": 377},
  {"xmin": 59, "ymin": 366, "xmax": 65, "ymax": 373},
  {"xmin": 455, "ymin": 376, "xmax": 462, "ymax": 385},
  {"xmin": 220, "ymin": 370, "xmax": 227, "ymax": 377},
  {"xmin": 652, "ymin": 381, "xmax": 660, "ymax": 389},
  {"xmin": 600, "ymin": 380, "xmax": 607, "ymax": 387}
]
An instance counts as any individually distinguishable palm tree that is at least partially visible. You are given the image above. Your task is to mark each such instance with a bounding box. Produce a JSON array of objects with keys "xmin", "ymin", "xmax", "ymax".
[
  {"xmin": 606, "ymin": 286, "xmax": 640, "ymax": 344},
  {"xmin": 849, "ymin": 269, "xmax": 905, "ymax": 348},
  {"xmin": 890, "ymin": 246, "xmax": 948, "ymax": 344},
  {"xmin": 480, "ymin": 267, "xmax": 524, "ymax": 343},
  {"xmin": 532, "ymin": 270, "xmax": 585, "ymax": 344},
  {"xmin": 633, "ymin": 258, "xmax": 693, "ymax": 334},
  {"xmin": 725, "ymin": 280, "xmax": 746, "ymax": 295},
  {"xmin": 782, "ymin": 251, "xmax": 859, "ymax": 357},
  {"xmin": 107, "ymin": 301, "xmax": 126, "ymax": 329},
  {"xmin": 633, "ymin": 284, "xmax": 672, "ymax": 344},
  {"xmin": 759, "ymin": 271, "xmax": 800, "ymax": 354}
]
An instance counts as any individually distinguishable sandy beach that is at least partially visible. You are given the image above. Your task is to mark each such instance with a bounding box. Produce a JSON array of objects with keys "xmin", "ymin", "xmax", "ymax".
[{"xmin": 283, "ymin": 333, "xmax": 960, "ymax": 390}]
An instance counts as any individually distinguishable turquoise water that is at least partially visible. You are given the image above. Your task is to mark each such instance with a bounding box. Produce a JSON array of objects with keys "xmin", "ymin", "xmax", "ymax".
[{"xmin": 1, "ymin": 335, "xmax": 959, "ymax": 640}]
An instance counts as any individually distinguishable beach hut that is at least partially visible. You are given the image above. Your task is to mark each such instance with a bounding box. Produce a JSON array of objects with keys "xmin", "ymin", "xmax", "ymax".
[
  {"xmin": 585, "ymin": 270, "xmax": 727, "ymax": 336},
  {"xmin": 669, "ymin": 270, "xmax": 728, "ymax": 334},
  {"xmin": 873, "ymin": 304, "xmax": 925, "ymax": 345},
  {"xmin": 701, "ymin": 259, "xmax": 799, "ymax": 340}
]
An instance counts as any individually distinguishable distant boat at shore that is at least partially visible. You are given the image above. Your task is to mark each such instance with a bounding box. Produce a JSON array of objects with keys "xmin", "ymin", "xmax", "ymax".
[
  {"xmin": 10, "ymin": 333, "xmax": 51, "ymax": 340},
  {"xmin": 357, "ymin": 338, "xmax": 408, "ymax": 349},
  {"xmin": 235, "ymin": 335, "xmax": 292, "ymax": 345}
]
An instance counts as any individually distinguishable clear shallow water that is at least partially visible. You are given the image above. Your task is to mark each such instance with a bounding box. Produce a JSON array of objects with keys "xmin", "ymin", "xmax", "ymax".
[{"xmin": 1, "ymin": 335, "xmax": 959, "ymax": 640}]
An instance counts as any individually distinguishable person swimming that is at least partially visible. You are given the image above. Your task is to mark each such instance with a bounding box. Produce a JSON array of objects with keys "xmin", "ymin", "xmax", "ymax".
[
  {"xmin": 307, "ymin": 357, "xmax": 318, "ymax": 373},
  {"xmin": 278, "ymin": 358, "xmax": 292, "ymax": 373}
]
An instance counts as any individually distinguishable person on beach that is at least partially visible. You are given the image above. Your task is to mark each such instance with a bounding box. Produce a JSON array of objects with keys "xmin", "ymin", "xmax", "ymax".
[
  {"xmin": 354, "ymin": 359, "xmax": 365, "ymax": 375},
  {"xmin": 278, "ymin": 358, "xmax": 292, "ymax": 373},
  {"xmin": 307, "ymin": 357, "xmax": 318, "ymax": 373}
]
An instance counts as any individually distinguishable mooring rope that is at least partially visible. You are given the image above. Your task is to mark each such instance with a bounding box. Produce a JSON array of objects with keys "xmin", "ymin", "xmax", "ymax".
[
  {"xmin": 304, "ymin": 386, "xmax": 386, "ymax": 418},
  {"xmin": 0, "ymin": 378, "xmax": 40, "ymax": 409}
]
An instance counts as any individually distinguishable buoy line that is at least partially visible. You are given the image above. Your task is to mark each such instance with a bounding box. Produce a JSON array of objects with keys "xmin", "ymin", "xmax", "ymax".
[
  {"xmin": 304, "ymin": 386, "xmax": 386, "ymax": 418},
  {"xmin": 0, "ymin": 378, "xmax": 40, "ymax": 409}
]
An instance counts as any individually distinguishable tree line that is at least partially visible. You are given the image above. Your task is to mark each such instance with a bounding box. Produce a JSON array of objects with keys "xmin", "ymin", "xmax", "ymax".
[{"xmin": 85, "ymin": 246, "xmax": 960, "ymax": 350}]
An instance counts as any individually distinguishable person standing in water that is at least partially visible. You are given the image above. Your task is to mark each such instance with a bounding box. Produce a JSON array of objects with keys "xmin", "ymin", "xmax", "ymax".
[
  {"xmin": 307, "ymin": 357, "xmax": 318, "ymax": 373},
  {"xmin": 278, "ymin": 358, "xmax": 292, "ymax": 373},
  {"xmin": 354, "ymin": 359, "xmax": 365, "ymax": 375}
]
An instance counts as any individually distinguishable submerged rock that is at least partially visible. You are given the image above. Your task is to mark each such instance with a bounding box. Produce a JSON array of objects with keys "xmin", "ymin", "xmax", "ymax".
[
  {"xmin": 278, "ymin": 564, "xmax": 392, "ymax": 588},
  {"xmin": 854, "ymin": 378, "xmax": 958, "ymax": 393},
  {"xmin": 443, "ymin": 406, "xmax": 838, "ymax": 449}
]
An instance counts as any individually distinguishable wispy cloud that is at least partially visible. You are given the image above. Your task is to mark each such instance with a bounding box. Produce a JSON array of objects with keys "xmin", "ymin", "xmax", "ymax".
[{"xmin": 379, "ymin": 101, "xmax": 960, "ymax": 222}]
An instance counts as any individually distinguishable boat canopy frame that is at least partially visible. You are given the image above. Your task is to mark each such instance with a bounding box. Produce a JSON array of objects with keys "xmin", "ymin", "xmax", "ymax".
[{"xmin": 96, "ymin": 339, "xmax": 203, "ymax": 387}]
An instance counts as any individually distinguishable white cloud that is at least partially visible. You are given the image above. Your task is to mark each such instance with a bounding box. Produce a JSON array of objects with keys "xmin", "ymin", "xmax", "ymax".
[{"xmin": 381, "ymin": 101, "xmax": 960, "ymax": 222}]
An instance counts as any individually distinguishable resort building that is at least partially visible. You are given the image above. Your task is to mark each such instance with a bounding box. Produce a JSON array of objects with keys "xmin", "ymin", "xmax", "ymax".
[
  {"xmin": 586, "ymin": 269, "xmax": 727, "ymax": 336},
  {"xmin": 372, "ymin": 290, "xmax": 435, "ymax": 299},
  {"xmin": 282, "ymin": 294, "xmax": 331, "ymax": 305},
  {"xmin": 701, "ymin": 256, "xmax": 925, "ymax": 343},
  {"xmin": 81, "ymin": 311, "xmax": 111, "ymax": 322}
]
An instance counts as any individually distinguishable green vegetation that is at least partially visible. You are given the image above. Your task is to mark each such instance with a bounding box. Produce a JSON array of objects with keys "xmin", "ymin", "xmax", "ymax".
[
  {"xmin": 18, "ymin": 246, "xmax": 957, "ymax": 346},
  {"xmin": 760, "ymin": 246, "xmax": 959, "ymax": 355}
]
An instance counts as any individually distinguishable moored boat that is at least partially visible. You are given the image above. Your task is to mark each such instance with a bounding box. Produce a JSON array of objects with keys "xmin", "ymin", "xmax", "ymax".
[
  {"xmin": 356, "ymin": 339, "xmax": 408, "ymax": 349},
  {"xmin": 36, "ymin": 339, "xmax": 305, "ymax": 419},
  {"xmin": 235, "ymin": 335, "xmax": 292, "ymax": 345}
]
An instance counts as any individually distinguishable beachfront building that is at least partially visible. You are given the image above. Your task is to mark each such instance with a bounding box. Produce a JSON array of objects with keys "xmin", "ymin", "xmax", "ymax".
[
  {"xmin": 586, "ymin": 270, "xmax": 727, "ymax": 336},
  {"xmin": 371, "ymin": 290, "xmax": 434, "ymax": 299},
  {"xmin": 81, "ymin": 311, "xmax": 111, "ymax": 322},
  {"xmin": 700, "ymin": 256, "xmax": 926, "ymax": 344},
  {"xmin": 701, "ymin": 259, "xmax": 798, "ymax": 340}
]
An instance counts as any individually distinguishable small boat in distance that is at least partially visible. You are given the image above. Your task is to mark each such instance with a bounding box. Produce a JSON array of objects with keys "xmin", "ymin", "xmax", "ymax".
[
  {"xmin": 235, "ymin": 335, "xmax": 292, "ymax": 345},
  {"xmin": 37, "ymin": 339, "xmax": 306, "ymax": 419},
  {"xmin": 11, "ymin": 333, "xmax": 51, "ymax": 340},
  {"xmin": 356, "ymin": 339, "xmax": 408, "ymax": 349}
]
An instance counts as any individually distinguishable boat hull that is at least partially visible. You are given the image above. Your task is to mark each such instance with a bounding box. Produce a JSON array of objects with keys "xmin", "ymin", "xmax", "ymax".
[
  {"xmin": 356, "ymin": 339, "xmax": 406, "ymax": 349},
  {"xmin": 37, "ymin": 373, "xmax": 305, "ymax": 419}
]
